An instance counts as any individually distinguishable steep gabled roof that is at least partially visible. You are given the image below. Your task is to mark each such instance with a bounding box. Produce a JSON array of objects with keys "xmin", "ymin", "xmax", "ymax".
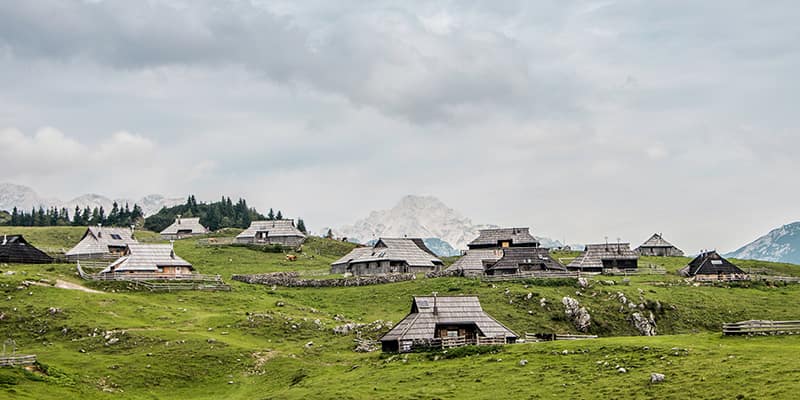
[
  {"xmin": 236, "ymin": 220, "xmax": 305, "ymax": 239},
  {"xmin": 66, "ymin": 226, "xmax": 138, "ymax": 257},
  {"xmin": 160, "ymin": 217, "xmax": 207, "ymax": 235},
  {"xmin": 638, "ymin": 233, "xmax": 680, "ymax": 249},
  {"xmin": 487, "ymin": 247, "xmax": 566, "ymax": 273},
  {"xmin": 468, "ymin": 228, "xmax": 539, "ymax": 248},
  {"xmin": 567, "ymin": 243, "xmax": 638, "ymax": 269},
  {"xmin": 680, "ymin": 250, "xmax": 745, "ymax": 276},
  {"xmin": 0, "ymin": 234, "xmax": 53, "ymax": 264},
  {"xmin": 381, "ymin": 296, "xmax": 517, "ymax": 342},
  {"xmin": 101, "ymin": 244, "xmax": 193, "ymax": 273},
  {"xmin": 445, "ymin": 249, "xmax": 504, "ymax": 274}
]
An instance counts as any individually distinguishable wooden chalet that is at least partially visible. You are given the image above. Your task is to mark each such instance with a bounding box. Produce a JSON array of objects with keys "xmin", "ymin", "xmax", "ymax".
[
  {"xmin": 0, "ymin": 235, "xmax": 53, "ymax": 264},
  {"xmin": 160, "ymin": 216, "xmax": 208, "ymax": 240},
  {"xmin": 235, "ymin": 220, "xmax": 306, "ymax": 248},
  {"xmin": 380, "ymin": 296, "xmax": 518, "ymax": 353},
  {"xmin": 484, "ymin": 247, "xmax": 566, "ymax": 276},
  {"xmin": 679, "ymin": 250, "xmax": 748, "ymax": 281},
  {"xmin": 65, "ymin": 226, "xmax": 138, "ymax": 261},
  {"xmin": 100, "ymin": 244, "xmax": 194, "ymax": 278},
  {"xmin": 567, "ymin": 242, "xmax": 639, "ymax": 273},
  {"xmin": 330, "ymin": 238, "xmax": 443, "ymax": 275},
  {"xmin": 467, "ymin": 227, "xmax": 540, "ymax": 250},
  {"xmin": 635, "ymin": 233, "xmax": 684, "ymax": 257}
]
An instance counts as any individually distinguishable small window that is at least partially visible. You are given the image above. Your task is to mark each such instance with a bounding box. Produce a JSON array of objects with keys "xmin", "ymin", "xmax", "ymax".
[
  {"xmin": 447, "ymin": 330, "xmax": 459, "ymax": 337},
  {"xmin": 110, "ymin": 234, "xmax": 122, "ymax": 240}
]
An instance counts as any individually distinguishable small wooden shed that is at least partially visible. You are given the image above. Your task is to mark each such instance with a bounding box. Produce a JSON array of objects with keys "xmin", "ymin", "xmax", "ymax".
[
  {"xmin": 0, "ymin": 235, "xmax": 53, "ymax": 264},
  {"xmin": 235, "ymin": 220, "xmax": 306, "ymax": 248},
  {"xmin": 380, "ymin": 296, "xmax": 518, "ymax": 352},
  {"xmin": 567, "ymin": 243, "xmax": 639, "ymax": 273},
  {"xmin": 445, "ymin": 249, "xmax": 504, "ymax": 277},
  {"xmin": 160, "ymin": 216, "xmax": 208, "ymax": 240},
  {"xmin": 679, "ymin": 250, "xmax": 748, "ymax": 281},
  {"xmin": 100, "ymin": 244, "xmax": 194, "ymax": 278},
  {"xmin": 635, "ymin": 233, "xmax": 684, "ymax": 257}
]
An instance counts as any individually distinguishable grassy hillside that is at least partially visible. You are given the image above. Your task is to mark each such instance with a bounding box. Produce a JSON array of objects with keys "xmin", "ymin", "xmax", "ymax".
[{"xmin": 1, "ymin": 229, "xmax": 799, "ymax": 399}]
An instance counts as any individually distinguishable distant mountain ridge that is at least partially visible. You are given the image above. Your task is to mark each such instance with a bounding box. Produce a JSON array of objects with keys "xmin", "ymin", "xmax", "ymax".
[
  {"xmin": 0, "ymin": 182, "xmax": 184, "ymax": 217},
  {"xmin": 332, "ymin": 195, "xmax": 562, "ymax": 252},
  {"xmin": 726, "ymin": 222, "xmax": 800, "ymax": 264}
]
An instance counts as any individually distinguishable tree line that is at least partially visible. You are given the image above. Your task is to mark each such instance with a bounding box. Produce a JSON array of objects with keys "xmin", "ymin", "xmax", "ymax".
[
  {"xmin": 143, "ymin": 195, "xmax": 307, "ymax": 233},
  {"xmin": 1, "ymin": 202, "xmax": 144, "ymax": 227}
]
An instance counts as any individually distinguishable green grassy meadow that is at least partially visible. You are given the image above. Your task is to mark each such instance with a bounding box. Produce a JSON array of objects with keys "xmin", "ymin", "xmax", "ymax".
[{"xmin": 1, "ymin": 227, "xmax": 800, "ymax": 399}]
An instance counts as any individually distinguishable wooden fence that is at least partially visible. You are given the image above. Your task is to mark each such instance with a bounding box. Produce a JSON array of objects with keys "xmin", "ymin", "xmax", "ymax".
[
  {"xmin": 723, "ymin": 320, "xmax": 800, "ymax": 335},
  {"xmin": 525, "ymin": 333, "xmax": 598, "ymax": 342},
  {"xmin": 481, "ymin": 272, "xmax": 580, "ymax": 282},
  {"xmin": 603, "ymin": 266, "xmax": 667, "ymax": 276},
  {"xmin": 0, "ymin": 354, "xmax": 37, "ymax": 367},
  {"xmin": 76, "ymin": 263, "xmax": 231, "ymax": 291}
]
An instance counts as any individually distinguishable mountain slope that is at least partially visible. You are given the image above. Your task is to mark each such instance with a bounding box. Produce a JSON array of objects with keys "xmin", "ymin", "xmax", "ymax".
[
  {"xmin": 726, "ymin": 222, "xmax": 800, "ymax": 264},
  {"xmin": 0, "ymin": 182, "xmax": 183, "ymax": 216},
  {"xmin": 333, "ymin": 195, "xmax": 561, "ymax": 251}
]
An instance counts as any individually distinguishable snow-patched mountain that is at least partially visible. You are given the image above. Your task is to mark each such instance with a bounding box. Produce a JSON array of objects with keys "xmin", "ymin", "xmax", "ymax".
[
  {"xmin": 333, "ymin": 195, "xmax": 562, "ymax": 251},
  {"xmin": 0, "ymin": 183, "xmax": 183, "ymax": 217},
  {"xmin": 726, "ymin": 222, "xmax": 800, "ymax": 264}
]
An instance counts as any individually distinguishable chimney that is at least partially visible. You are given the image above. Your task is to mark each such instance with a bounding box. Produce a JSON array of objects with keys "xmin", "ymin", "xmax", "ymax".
[
  {"xmin": 97, "ymin": 223, "xmax": 102, "ymax": 237},
  {"xmin": 2, "ymin": 235, "xmax": 6, "ymax": 246},
  {"xmin": 130, "ymin": 224, "xmax": 136, "ymax": 239},
  {"xmin": 177, "ymin": 214, "xmax": 182, "ymax": 225},
  {"xmin": 432, "ymin": 292, "xmax": 439, "ymax": 315}
]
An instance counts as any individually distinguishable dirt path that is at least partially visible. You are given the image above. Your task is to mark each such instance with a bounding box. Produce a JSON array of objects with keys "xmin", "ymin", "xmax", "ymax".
[{"xmin": 53, "ymin": 279, "xmax": 105, "ymax": 294}]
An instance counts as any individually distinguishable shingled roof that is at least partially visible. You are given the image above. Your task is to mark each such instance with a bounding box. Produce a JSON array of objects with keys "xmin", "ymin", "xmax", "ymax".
[
  {"xmin": 468, "ymin": 228, "xmax": 539, "ymax": 249},
  {"xmin": 160, "ymin": 217, "xmax": 208, "ymax": 236},
  {"xmin": 567, "ymin": 243, "xmax": 638, "ymax": 269},
  {"xmin": 679, "ymin": 250, "xmax": 746, "ymax": 277},
  {"xmin": 486, "ymin": 247, "xmax": 566, "ymax": 274},
  {"xmin": 445, "ymin": 249, "xmax": 504, "ymax": 275},
  {"xmin": 331, "ymin": 238, "xmax": 443, "ymax": 268},
  {"xmin": 66, "ymin": 226, "xmax": 138, "ymax": 258},
  {"xmin": 101, "ymin": 244, "xmax": 193, "ymax": 273},
  {"xmin": 236, "ymin": 220, "xmax": 305, "ymax": 239},
  {"xmin": 380, "ymin": 296, "xmax": 518, "ymax": 342},
  {"xmin": 0, "ymin": 235, "xmax": 53, "ymax": 264}
]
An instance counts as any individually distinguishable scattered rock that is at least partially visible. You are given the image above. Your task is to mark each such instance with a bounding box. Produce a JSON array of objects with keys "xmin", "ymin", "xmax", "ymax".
[
  {"xmin": 650, "ymin": 373, "xmax": 665, "ymax": 383},
  {"xmin": 519, "ymin": 359, "xmax": 528, "ymax": 366},
  {"xmin": 618, "ymin": 367, "xmax": 627, "ymax": 373},
  {"xmin": 305, "ymin": 341, "xmax": 314, "ymax": 348},
  {"xmin": 631, "ymin": 312, "xmax": 657, "ymax": 336},
  {"xmin": 562, "ymin": 297, "xmax": 591, "ymax": 332},
  {"xmin": 578, "ymin": 277, "xmax": 589, "ymax": 289}
]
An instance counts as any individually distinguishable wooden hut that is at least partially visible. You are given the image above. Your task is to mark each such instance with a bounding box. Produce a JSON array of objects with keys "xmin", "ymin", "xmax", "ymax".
[
  {"xmin": 330, "ymin": 238, "xmax": 443, "ymax": 275},
  {"xmin": 567, "ymin": 242, "xmax": 638, "ymax": 273},
  {"xmin": 635, "ymin": 233, "xmax": 684, "ymax": 257},
  {"xmin": 445, "ymin": 249, "xmax": 504, "ymax": 277},
  {"xmin": 160, "ymin": 216, "xmax": 208, "ymax": 240},
  {"xmin": 679, "ymin": 250, "xmax": 748, "ymax": 281},
  {"xmin": 484, "ymin": 247, "xmax": 566, "ymax": 276},
  {"xmin": 235, "ymin": 220, "xmax": 305, "ymax": 248},
  {"xmin": 65, "ymin": 226, "xmax": 138, "ymax": 261},
  {"xmin": 380, "ymin": 296, "xmax": 518, "ymax": 353},
  {"xmin": 0, "ymin": 235, "xmax": 53, "ymax": 264},
  {"xmin": 467, "ymin": 227, "xmax": 540, "ymax": 250},
  {"xmin": 100, "ymin": 244, "xmax": 194, "ymax": 278}
]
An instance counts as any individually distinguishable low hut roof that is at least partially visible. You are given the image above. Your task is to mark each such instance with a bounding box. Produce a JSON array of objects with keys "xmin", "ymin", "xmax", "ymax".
[
  {"xmin": 101, "ymin": 244, "xmax": 193, "ymax": 273},
  {"xmin": 236, "ymin": 220, "xmax": 305, "ymax": 239},
  {"xmin": 330, "ymin": 238, "xmax": 443, "ymax": 268},
  {"xmin": 381, "ymin": 296, "xmax": 517, "ymax": 342},
  {"xmin": 468, "ymin": 227, "xmax": 539, "ymax": 248},
  {"xmin": 0, "ymin": 235, "xmax": 53, "ymax": 264},
  {"xmin": 487, "ymin": 247, "xmax": 566, "ymax": 273},
  {"xmin": 66, "ymin": 226, "xmax": 138, "ymax": 257},
  {"xmin": 567, "ymin": 243, "xmax": 638, "ymax": 269},
  {"xmin": 160, "ymin": 217, "xmax": 207, "ymax": 235},
  {"xmin": 680, "ymin": 250, "xmax": 745, "ymax": 276},
  {"xmin": 445, "ymin": 249, "xmax": 503, "ymax": 274}
]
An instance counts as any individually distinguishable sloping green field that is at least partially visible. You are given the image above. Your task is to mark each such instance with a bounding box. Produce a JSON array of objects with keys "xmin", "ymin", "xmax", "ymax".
[{"xmin": 1, "ymin": 228, "xmax": 799, "ymax": 399}]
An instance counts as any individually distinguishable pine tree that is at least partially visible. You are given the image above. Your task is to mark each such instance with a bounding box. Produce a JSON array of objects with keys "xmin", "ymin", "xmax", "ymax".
[
  {"xmin": 267, "ymin": 208, "xmax": 275, "ymax": 220},
  {"xmin": 276, "ymin": 211, "xmax": 283, "ymax": 220},
  {"xmin": 325, "ymin": 228, "xmax": 334, "ymax": 239},
  {"xmin": 296, "ymin": 219, "xmax": 307, "ymax": 234}
]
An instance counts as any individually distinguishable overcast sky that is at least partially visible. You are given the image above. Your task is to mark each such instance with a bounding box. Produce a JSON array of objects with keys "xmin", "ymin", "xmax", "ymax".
[{"xmin": 1, "ymin": 0, "xmax": 798, "ymax": 252}]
